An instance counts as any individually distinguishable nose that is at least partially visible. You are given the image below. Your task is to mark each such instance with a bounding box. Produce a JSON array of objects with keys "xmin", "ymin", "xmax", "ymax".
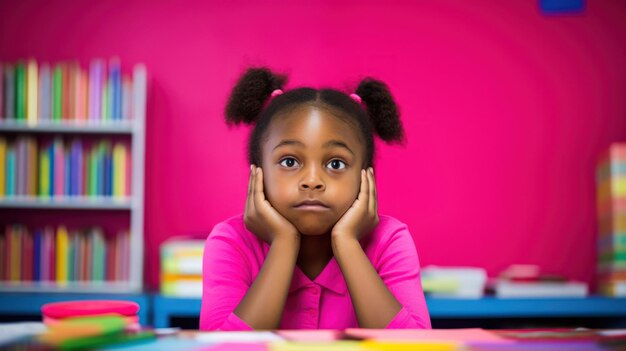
[{"xmin": 299, "ymin": 166, "xmax": 325, "ymax": 191}]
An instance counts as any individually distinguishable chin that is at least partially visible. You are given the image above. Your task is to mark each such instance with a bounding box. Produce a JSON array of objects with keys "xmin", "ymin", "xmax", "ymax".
[{"xmin": 293, "ymin": 218, "xmax": 335, "ymax": 236}]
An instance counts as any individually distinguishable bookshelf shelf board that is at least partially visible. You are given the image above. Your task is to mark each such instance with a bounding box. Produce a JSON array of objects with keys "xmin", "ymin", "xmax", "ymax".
[
  {"xmin": 0, "ymin": 119, "xmax": 134, "ymax": 134},
  {"xmin": 0, "ymin": 196, "xmax": 132, "ymax": 210},
  {"xmin": 0, "ymin": 281, "xmax": 141, "ymax": 293}
]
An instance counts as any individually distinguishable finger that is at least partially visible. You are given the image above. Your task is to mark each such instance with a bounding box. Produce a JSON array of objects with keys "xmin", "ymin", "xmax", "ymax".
[
  {"xmin": 368, "ymin": 168, "xmax": 378, "ymax": 214},
  {"xmin": 254, "ymin": 166, "xmax": 266, "ymax": 205},
  {"xmin": 358, "ymin": 169, "xmax": 369, "ymax": 204},
  {"xmin": 246, "ymin": 165, "xmax": 256, "ymax": 215}
]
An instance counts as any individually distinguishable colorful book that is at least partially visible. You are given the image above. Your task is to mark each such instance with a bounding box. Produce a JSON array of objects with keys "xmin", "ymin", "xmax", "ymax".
[
  {"xmin": 39, "ymin": 143, "xmax": 50, "ymax": 197},
  {"xmin": 38, "ymin": 63, "xmax": 51, "ymax": 121},
  {"xmin": 3, "ymin": 64, "xmax": 15, "ymax": 119},
  {"xmin": 15, "ymin": 61, "xmax": 26, "ymax": 120},
  {"xmin": 53, "ymin": 137, "xmax": 64, "ymax": 196},
  {"xmin": 88, "ymin": 60, "xmax": 103, "ymax": 121},
  {"xmin": 52, "ymin": 64, "xmax": 63, "ymax": 121},
  {"xmin": 62, "ymin": 63, "xmax": 70, "ymax": 120},
  {"xmin": 6, "ymin": 142, "xmax": 15, "ymax": 196},
  {"xmin": 26, "ymin": 59, "xmax": 38, "ymax": 125},
  {"xmin": 0, "ymin": 136, "xmax": 5, "ymax": 196},
  {"xmin": 56, "ymin": 226, "xmax": 69, "ymax": 283},
  {"xmin": 27, "ymin": 137, "xmax": 37, "ymax": 196}
]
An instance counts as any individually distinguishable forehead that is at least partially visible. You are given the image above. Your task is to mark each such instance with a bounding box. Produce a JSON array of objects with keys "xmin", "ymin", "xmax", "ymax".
[{"xmin": 266, "ymin": 105, "xmax": 363, "ymax": 146}]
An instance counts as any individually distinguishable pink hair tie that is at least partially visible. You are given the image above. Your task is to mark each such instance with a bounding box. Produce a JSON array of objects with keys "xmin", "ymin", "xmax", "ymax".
[
  {"xmin": 270, "ymin": 89, "xmax": 284, "ymax": 99},
  {"xmin": 350, "ymin": 93, "xmax": 362, "ymax": 104}
]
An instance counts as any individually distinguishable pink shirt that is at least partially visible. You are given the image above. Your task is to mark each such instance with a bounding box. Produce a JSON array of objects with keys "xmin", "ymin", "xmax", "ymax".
[{"xmin": 200, "ymin": 213, "xmax": 431, "ymax": 330}]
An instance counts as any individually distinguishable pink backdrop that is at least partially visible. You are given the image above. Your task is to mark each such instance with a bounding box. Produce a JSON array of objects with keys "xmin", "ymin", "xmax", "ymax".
[{"xmin": 2, "ymin": 0, "xmax": 625, "ymax": 290}]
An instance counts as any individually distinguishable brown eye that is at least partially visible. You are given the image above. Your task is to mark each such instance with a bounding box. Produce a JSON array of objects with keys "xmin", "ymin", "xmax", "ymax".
[
  {"xmin": 327, "ymin": 159, "xmax": 346, "ymax": 170},
  {"xmin": 279, "ymin": 157, "xmax": 299, "ymax": 168}
]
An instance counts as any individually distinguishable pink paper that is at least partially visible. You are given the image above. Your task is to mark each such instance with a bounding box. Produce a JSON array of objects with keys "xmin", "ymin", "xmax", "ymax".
[
  {"xmin": 344, "ymin": 328, "xmax": 514, "ymax": 343},
  {"xmin": 278, "ymin": 330, "xmax": 342, "ymax": 342}
]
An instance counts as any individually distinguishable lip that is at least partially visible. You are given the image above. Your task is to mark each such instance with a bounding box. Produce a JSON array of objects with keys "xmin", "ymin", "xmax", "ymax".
[{"xmin": 294, "ymin": 200, "xmax": 330, "ymax": 211}]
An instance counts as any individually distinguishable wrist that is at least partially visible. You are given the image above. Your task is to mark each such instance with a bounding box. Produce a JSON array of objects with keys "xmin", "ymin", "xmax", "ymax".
[{"xmin": 331, "ymin": 234, "xmax": 360, "ymax": 255}]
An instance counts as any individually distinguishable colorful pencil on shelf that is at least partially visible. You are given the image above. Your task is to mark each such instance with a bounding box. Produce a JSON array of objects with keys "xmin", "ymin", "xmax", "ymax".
[
  {"xmin": 0, "ymin": 136, "xmax": 5, "ymax": 196},
  {"xmin": 15, "ymin": 61, "xmax": 26, "ymax": 120},
  {"xmin": 52, "ymin": 64, "xmax": 62, "ymax": 121},
  {"xmin": 26, "ymin": 59, "xmax": 38, "ymax": 125},
  {"xmin": 38, "ymin": 63, "xmax": 51, "ymax": 121},
  {"xmin": 4, "ymin": 64, "xmax": 15, "ymax": 119}
]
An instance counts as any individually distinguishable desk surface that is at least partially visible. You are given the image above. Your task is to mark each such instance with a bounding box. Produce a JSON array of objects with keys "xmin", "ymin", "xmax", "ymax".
[{"xmin": 82, "ymin": 328, "xmax": 626, "ymax": 350}]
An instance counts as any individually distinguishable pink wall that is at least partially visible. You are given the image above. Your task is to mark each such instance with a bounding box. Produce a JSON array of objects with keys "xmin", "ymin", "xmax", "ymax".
[{"xmin": 2, "ymin": 0, "xmax": 626, "ymax": 290}]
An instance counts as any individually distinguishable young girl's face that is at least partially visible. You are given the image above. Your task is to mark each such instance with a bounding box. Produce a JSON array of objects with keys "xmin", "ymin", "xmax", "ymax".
[{"xmin": 261, "ymin": 105, "xmax": 365, "ymax": 236}]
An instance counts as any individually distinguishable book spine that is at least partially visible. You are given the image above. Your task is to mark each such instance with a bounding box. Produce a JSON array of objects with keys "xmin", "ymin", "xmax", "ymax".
[
  {"xmin": 15, "ymin": 62, "xmax": 25, "ymax": 120},
  {"xmin": 26, "ymin": 59, "xmax": 38, "ymax": 125},
  {"xmin": 4, "ymin": 65, "xmax": 15, "ymax": 119}
]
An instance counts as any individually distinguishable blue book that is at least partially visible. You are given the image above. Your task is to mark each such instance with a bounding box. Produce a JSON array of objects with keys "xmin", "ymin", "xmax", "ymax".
[
  {"xmin": 110, "ymin": 60, "xmax": 122, "ymax": 120},
  {"xmin": 33, "ymin": 229, "xmax": 42, "ymax": 281},
  {"xmin": 76, "ymin": 140, "xmax": 83, "ymax": 196},
  {"xmin": 6, "ymin": 144, "xmax": 15, "ymax": 196}
]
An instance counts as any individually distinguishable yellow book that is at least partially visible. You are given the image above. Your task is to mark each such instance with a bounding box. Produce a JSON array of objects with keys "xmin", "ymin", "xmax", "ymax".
[
  {"xmin": 56, "ymin": 226, "xmax": 69, "ymax": 283},
  {"xmin": 26, "ymin": 59, "xmax": 38, "ymax": 125},
  {"xmin": 27, "ymin": 137, "xmax": 38, "ymax": 196},
  {"xmin": 113, "ymin": 143, "xmax": 126, "ymax": 197},
  {"xmin": 0, "ymin": 137, "xmax": 6, "ymax": 196},
  {"xmin": 39, "ymin": 147, "xmax": 50, "ymax": 197}
]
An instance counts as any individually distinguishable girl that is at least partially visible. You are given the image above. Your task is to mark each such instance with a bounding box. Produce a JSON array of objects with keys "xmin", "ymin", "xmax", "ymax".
[{"xmin": 200, "ymin": 68, "xmax": 431, "ymax": 330}]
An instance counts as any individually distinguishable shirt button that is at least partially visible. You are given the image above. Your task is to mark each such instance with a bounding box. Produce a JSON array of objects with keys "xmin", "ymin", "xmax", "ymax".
[
  {"xmin": 310, "ymin": 286, "xmax": 319, "ymax": 294},
  {"xmin": 309, "ymin": 309, "xmax": 316, "ymax": 317}
]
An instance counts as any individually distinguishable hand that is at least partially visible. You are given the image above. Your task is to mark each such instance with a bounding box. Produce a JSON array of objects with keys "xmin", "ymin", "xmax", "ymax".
[
  {"xmin": 244, "ymin": 165, "xmax": 300, "ymax": 244},
  {"xmin": 331, "ymin": 167, "xmax": 379, "ymax": 244}
]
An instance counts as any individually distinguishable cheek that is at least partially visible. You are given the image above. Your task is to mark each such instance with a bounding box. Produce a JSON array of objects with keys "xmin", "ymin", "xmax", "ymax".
[{"xmin": 263, "ymin": 172, "xmax": 295, "ymax": 207}]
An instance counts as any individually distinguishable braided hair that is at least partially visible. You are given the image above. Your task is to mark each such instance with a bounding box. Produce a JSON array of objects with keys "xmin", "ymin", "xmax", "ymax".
[{"xmin": 225, "ymin": 67, "xmax": 405, "ymax": 168}]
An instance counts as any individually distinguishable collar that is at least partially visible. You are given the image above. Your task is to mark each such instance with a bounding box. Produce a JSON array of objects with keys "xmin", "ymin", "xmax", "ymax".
[{"xmin": 262, "ymin": 241, "xmax": 347, "ymax": 295}]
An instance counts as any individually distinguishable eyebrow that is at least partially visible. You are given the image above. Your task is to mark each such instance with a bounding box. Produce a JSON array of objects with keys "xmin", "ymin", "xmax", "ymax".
[{"xmin": 273, "ymin": 139, "xmax": 354, "ymax": 155}]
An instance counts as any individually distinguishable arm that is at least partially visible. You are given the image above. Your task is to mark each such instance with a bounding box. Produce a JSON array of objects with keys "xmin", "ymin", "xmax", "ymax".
[
  {"xmin": 235, "ymin": 165, "xmax": 300, "ymax": 329},
  {"xmin": 333, "ymin": 235, "xmax": 402, "ymax": 328},
  {"xmin": 234, "ymin": 235, "xmax": 299, "ymax": 329},
  {"xmin": 332, "ymin": 168, "xmax": 431, "ymax": 329}
]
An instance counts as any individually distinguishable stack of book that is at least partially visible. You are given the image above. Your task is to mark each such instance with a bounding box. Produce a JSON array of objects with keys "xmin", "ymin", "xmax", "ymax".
[
  {"xmin": 0, "ymin": 136, "xmax": 131, "ymax": 199},
  {"xmin": 0, "ymin": 224, "xmax": 130, "ymax": 284},
  {"xmin": 160, "ymin": 238, "xmax": 204, "ymax": 297},
  {"xmin": 1, "ymin": 58, "xmax": 134, "ymax": 124},
  {"xmin": 597, "ymin": 143, "xmax": 626, "ymax": 296},
  {"xmin": 421, "ymin": 266, "xmax": 487, "ymax": 298},
  {"xmin": 494, "ymin": 265, "xmax": 588, "ymax": 298},
  {"xmin": 38, "ymin": 301, "xmax": 153, "ymax": 349}
]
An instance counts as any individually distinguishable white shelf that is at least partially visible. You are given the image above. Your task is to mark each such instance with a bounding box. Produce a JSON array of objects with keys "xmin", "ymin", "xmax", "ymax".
[
  {"xmin": 0, "ymin": 119, "xmax": 135, "ymax": 134},
  {"xmin": 0, "ymin": 196, "xmax": 131, "ymax": 210},
  {"xmin": 0, "ymin": 281, "xmax": 141, "ymax": 293},
  {"xmin": 0, "ymin": 64, "xmax": 147, "ymax": 293}
]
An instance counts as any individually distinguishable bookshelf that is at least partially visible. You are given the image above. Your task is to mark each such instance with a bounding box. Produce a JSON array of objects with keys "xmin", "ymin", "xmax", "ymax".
[{"xmin": 0, "ymin": 62, "xmax": 147, "ymax": 294}]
